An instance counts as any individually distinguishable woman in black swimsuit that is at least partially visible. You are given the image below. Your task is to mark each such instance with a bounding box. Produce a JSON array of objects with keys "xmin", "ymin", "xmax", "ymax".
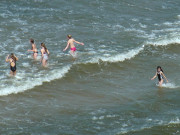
[
  {"xmin": 28, "ymin": 39, "xmax": 38, "ymax": 59},
  {"xmin": 6, "ymin": 53, "xmax": 18, "ymax": 76},
  {"xmin": 151, "ymin": 66, "xmax": 168, "ymax": 87}
]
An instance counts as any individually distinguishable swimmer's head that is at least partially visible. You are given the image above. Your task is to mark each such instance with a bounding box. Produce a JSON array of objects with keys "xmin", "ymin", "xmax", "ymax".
[
  {"xmin": 10, "ymin": 53, "xmax": 16, "ymax": 60},
  {"xmin": 41, "ymin": 43, "xmax": 47, "ymax": 52},
  {"xmin": 67, "ymin": 34, "xmax": 72, "ymax": 39},
  {"xmin": 30, "ymin": 39, "xmax": 34, "ymax": 44},
  {"xmin": 157, "ymin": 66, "xmax": 163, "ymax": 72},
  {"xmin": 41, "ymin": 43, "xmax": 45, "ymax": 47}
]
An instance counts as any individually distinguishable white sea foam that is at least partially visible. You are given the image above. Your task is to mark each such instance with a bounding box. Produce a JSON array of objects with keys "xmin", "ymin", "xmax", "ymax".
[
  {"xmin": 92, "ymin": 116, "xmax": 98, "ymax": 120},
  {"xmin": 106, "ymin": 114, "xmax": 117, "ymax": 118},
  {"xmin": 156, "ymin": 83, "xmax": 179, "ymax": 89},
  {"xmin": 87, "ymin": 46, "xmax": 144, "ymax": 63},
  {"xmin": 169, "ymin": 117, "xmax": 180, "ymax": 124},
  {"xmin": 0, "ymin": 65, "xmax": 71, "ymax": 96},
  {"xmin": 146, "ymin": 37, "xmax": 180, "ymax": 46},
  {"xmin": 22, "ymin": 63, "xmax": 30, "ymax": 68},
  {"xmin": 163, "ymin": 22, "xmax": 173, "ymax": 26},
  {"xmin": 177, "ymin": 15, "xmax": 180, "ymax": 19},
  {"xmin": 116, "ymin": 117, "xmax": 180, "ymax": 134},
  {"xmin": 99, "ymin": 116, "xmax": 105, "ymax": 120},
  {"xmin": 139, "ymin": 23, "xmax": 147, "ymax": 28}
]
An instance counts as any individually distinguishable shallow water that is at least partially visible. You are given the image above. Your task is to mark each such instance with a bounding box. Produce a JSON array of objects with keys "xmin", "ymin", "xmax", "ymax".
[{"xmin": 0, "ymin": 0, "xmax": 180, "ymax": 134}]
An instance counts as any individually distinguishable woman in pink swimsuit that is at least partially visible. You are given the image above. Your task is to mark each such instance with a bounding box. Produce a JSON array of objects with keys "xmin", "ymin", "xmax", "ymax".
[{"xmin": 63, "ymin": 35, "xmax": 84, "ymax": 54}]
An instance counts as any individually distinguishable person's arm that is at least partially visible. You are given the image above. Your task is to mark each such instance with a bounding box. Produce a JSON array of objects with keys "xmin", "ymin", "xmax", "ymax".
[
  {"xmin": 28, "ymin": 49, "xmax": 34, "ymax": 52},
  {"xmin": 40, "ymin": 49, "xmax": 43, "ymax": 62},
  {"xmin": 41, "ymin": 49, "xmax": 44, "ymax": 57},
  {"xmin": 151, "ymin": 72, "xmax": 157, "ymax": 80},
  {"xmin": 47, "ymin": 50, "xmax": 50, "ymax": 55},
  {"xmin": 5, "ymin": 55, "xmax": 10, "ymax": 62},
  {"xmin": 73, "ymin": 39, "xmax": 84, "ymax": 45},
  {"xmin": 14, "ymin": 55, "xmax": 18, "ymax": 61},
  {"xmin": 161, "ymin": 72, "xmax": 168, "ymax": 83},
  {"xmin": 63, "ymin": 42, "xmax": 70, "ymax": 51},
  {"xmin": 28, "ymin": 44, "xmax": 35, "ymax": 52}
]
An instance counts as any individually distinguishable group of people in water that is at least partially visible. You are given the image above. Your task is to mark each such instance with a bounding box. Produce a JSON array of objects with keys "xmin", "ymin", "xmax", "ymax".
[
  {"xmin": 5, "ymin": 34, "xmax": 168, "ymax": 87},
  {"xmin": 27, "ymin": 39, "xmax": 50, "ymax": 67},
  {"xmin": 5, "ymin": 35, "xmax": 84, "ymax": 76}
]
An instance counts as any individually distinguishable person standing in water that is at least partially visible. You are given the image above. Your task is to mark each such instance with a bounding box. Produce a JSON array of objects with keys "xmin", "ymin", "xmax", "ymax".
[
  {"xmin": 6, "ymin": 53, "xmax": 18, "ymax": 76},
  {"xmin": 63, "ymin": 35, "xmax": 84, "ymax": 55},
  {"xmin": 40, "ymin": 43, "xmax": 50, "ymax": 67},
  {"xmin": 151, "ymin": 66, "xmax": 168, "ymax": 87},
  {"xmin": 28, "ymin": 39, "xmax": 38, "ymax": 59}
]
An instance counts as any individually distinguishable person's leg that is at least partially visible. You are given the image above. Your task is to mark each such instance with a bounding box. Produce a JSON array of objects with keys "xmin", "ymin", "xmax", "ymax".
[
  {"xmin": 13, "ymin": 71, "xmax": 16, "ymax": 76},
  {"xmin": 34, "ymin": 53, "xmax": 38, "ymax": 59},
  {"xmin": 10, "ymin": 71, "xmax": 13, "ymax": 76},
  {"xmin": 159, "ymin": 79, "xmax": 164, "ymax": 87},
  {"xmin": 45, "ymin": 60, "xmax": 47, "ymax": 67},
  {"xmin": 71, "ymin": 50, "xmax": 75, "ymax": 54},
  {"xmin": 42, "ymin": 59, "xmax": 45, "ymax": 67},
  {"xmin": 42, "ymin": 59, "xmax": 46, "ymax": 67}
]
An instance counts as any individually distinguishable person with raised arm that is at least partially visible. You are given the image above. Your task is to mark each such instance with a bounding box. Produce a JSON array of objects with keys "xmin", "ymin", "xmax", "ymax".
[
  {"xmin": 6, "ymin": 53, "xmax": 18, "ymax": 76},
  {"xmin": 63, "ymin": 35, "xmax": 84, "ymax": 56}
]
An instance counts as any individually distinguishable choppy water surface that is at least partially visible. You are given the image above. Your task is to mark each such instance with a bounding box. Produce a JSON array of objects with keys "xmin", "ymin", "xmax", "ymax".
[{"xmin": 0, "ymin": 0, "xmax": 180, "ymax": 134}]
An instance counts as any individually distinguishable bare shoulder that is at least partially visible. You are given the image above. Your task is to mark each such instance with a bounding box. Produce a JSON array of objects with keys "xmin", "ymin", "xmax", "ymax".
[
  {"xmin": 32, "ymin": 43, "xmax": 36, "ymax": 48},
  {"xmin": 68, "ymin": 38, "xmax": 74, "ymax": 43},
  {"xmin": 34, "ymin": 43, "xmax": 37, "ymax": 47}
]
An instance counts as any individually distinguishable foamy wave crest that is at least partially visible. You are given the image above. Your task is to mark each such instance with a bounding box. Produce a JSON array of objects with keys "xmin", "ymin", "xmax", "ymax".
[
  {"xmin": 0, "ymin": 65, "xmax": 71, "ymax": 96},
  {"xmin": 87, "ymin": 46, "xmax": 144, "ymax": 63},
  {"xmin": 156, "ymin": 83, "xmax": 179, "ymax": 89},
  {"xmin": 116, "ymin": 117, "xmax": 180, "ymax": 134},
  {"xmin": 169, "ymin": 117, "xmax": 180, "ymax": 124},
  {"xmin": 147, "ymin": 37, "xmax": 180, "ymax": 46}
]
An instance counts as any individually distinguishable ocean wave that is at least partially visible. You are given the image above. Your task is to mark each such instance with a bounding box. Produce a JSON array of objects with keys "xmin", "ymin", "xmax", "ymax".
[
  {"xmin": 146, "ymin": 37, "xmax": 180, "ymax": 46},
  {"xmin": 169, "ymin": 117, "xmax": 180, "ymax": 124},
  {"xmin": 0, "ymin": 65, "xmax": 71, "ymax": 96},
  {"xmin": 0, "ymin": 45, "xmax": 146, "ymax": 96},
  {"xmin": 84, "ymin": 36, "xmax": 180, "ymax": 64},
  {"xmin": 86, "ymin": 45, "xmax": 144, "ymax": 63},
  {"xmin": 1, "ymin": 36, "xmax": 180, "ymax": 96},
  {"xmin": 116, "ymin": 117, "xmax": 180, "ymax": 135},
  {"xmin": 79, "ymin": 37, "xmax": 180, "ymax": 65}
]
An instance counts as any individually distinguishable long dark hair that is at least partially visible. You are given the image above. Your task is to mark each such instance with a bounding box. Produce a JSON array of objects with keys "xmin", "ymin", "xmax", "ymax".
[
  {"xmin": 41, "ymin": 43, "xmax": 47, "ymax": 53},
  {"xmin": 157, "ymin": 66, "xmax": 163, "ymax": 72},
  {"xmin": 10, "ymin": 53, "xmax": 16, "ymax": 62}
]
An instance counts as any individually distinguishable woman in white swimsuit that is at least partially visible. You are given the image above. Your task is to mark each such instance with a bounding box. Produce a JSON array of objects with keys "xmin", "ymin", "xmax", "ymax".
[{"xmin": 40, "ymin": 43, "xmax": 50, "ymax": 67}]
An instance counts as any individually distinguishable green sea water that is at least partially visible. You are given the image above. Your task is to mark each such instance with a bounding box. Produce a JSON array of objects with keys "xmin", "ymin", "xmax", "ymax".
[{"xmin": 0, "ymin": 0, "xmax": 180, "ymax": 134}]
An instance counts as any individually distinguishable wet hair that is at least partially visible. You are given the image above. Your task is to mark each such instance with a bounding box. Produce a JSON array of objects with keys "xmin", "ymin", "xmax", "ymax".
[
  {"xmin": 30, "ymin": 39, "xmax": 34, "ymax": 44},
  {"xmin": 41, "ymin": 43, "xmax": 47, "ymax": 53},
  {"xmin": 67, "ymin": 34, "xmax": 72, "ymax": 39},
  {"xmin": 10, "ymin": 53, "xmax": 16, "ymax": 62},
  {"xmin": 157, "ymin": 66, "xmax": 163, "ymax": 72}
]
